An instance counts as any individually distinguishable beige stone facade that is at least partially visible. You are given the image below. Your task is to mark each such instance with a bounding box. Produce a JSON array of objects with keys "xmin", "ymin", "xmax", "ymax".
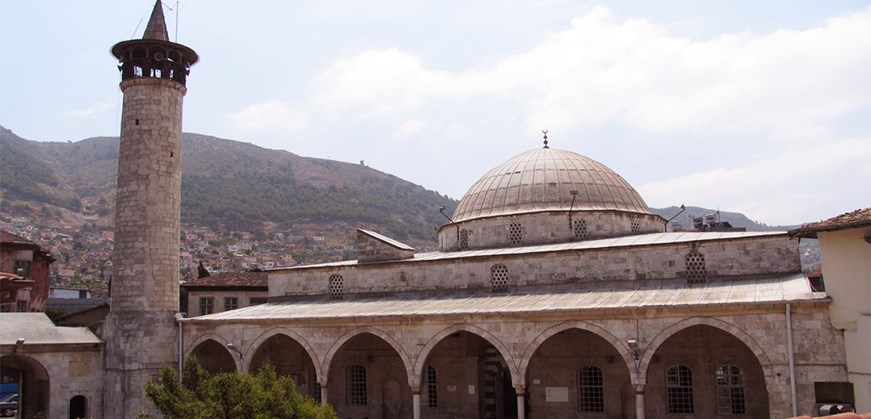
[{"xmin": 181, "ymin": 143, "xmax": 850, "ymax": 419}]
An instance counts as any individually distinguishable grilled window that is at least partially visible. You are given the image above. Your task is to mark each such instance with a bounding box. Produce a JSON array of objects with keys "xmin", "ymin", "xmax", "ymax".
[
  {"xmin": 459, "ymin": 229, "xmax": 470, "ymax": 250},
  {"xmin": 716, "ymin": 364, "xmax": 746, "ymax": 415},
  {"xmin": 686, "ymin": 251, "xmax": 706, "ymax": 283},
  {"xmin": 578, "ymin": 366, "xmax": 604, "ymax": 413},
  {"xmin": 666, "ymin": 365, "xmax": 694, "ymax": 414},
  {"xmin": 491, "ymin": 264, "xmax": 510, "ymax": 292},
  {"xmin": 426, "ymin": 365, "xmax": 438, "ymax": 407},
  {"xmin": 631, "ymin": 219, "xmax": 641, "ymax": 233},
  {"xmin": 347, "ymin": 364, "xmax": 367, "ymax": 405},
  {"xmin": 508, "ymin": 222, "xmax": 523, "ymax": 246},
  {"xmin": 572, "ymin": 219, "xmax": 588, "ymax": 240},
  {"xmin": 329, "ymin": 274, "xmax": 344, "ymax": 299}
]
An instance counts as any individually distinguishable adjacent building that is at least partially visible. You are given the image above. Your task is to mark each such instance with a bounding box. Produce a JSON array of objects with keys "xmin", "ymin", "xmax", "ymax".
[
  {"xmin": 0, "ymin": 231, "xmax": 54, "ymax": 312},
  {"xmin": 791, "ymin": 207, "xmax": 871, "ymax": 413}
]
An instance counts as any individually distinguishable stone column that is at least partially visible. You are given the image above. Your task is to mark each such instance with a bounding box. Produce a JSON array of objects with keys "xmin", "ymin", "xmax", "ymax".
[
  {"xmin": 635, "ymin": 384, "xmax": 646, "ymax": 419},
  {"xmin": 413, "ymin": 392, "xmax": 421, "ymax": 419},
  {"xmin": 516, "ymin": 384, "xmax": 526, "ymax": 419},
  {"xmin": 321, "ymin": 385, "xmax": 328, "ymax": 406}
]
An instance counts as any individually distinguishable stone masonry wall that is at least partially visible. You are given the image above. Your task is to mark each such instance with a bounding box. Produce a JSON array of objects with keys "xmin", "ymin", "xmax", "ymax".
[
  {"xmin": 439, "ymin": 211, "xmax": 665, "ymax": 251},
  {"xmin": 269, "ymin": 234, "xmax": 800, "ymax": 297}
]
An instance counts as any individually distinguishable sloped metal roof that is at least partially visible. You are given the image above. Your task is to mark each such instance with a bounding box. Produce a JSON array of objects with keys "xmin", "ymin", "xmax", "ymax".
[
  {"xmin": 452, "ymin": 147, "xmax": 651, "ymax": 222},
  {"xmin": 0, "ymin": 313, "xmax": 102, "ymax": 345},
  {"xmin": 186, "ymin": 273, "xmax": 821, "ymax": 322}
]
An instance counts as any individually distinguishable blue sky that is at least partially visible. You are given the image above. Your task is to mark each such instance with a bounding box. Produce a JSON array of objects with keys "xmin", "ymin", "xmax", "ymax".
[{"xmin": 2, "ymin": 1, "xmax": 870, "ymax": 225}]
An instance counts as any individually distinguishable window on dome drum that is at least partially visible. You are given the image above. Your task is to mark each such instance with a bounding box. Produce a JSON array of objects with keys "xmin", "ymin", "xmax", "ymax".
[
  {"xmin": 426, "ymin": 365, "xmax": 438, "ymax": 407},
  {"xmin": 686, "ymin": 251, "xmax": 707, "ymax": 283},
  {"xmin": 459, "ymin": 229, "xmax": 470, "ymax": 250},
  {"xmin": 666, "ymin": 365, "xmax": 694, "ymax": 414},
  {"xmin": 491, "ymin": 264, "xmax": 510, "ymax": 292},
  {"xmin": 347, "ymin": 364, "xmax": 367, "ymax": 405},
  {"xmin": 329, "ymin": 274, "xmax": 344, "ymax": 299},
  {"xmin": 508, "ymin": 222, "xmax": 523, "ymax": 245},
  {"xmin": 716, "ymin": 364, "xmax": 746, "ymax": 415},
  {"xmin": 199, "ymin": 297, "xmax": 214, "ymax": 316},
  {"xmin": 631, "ymin": 219, "xmax": 641, "ymax": 233},
  {"xmin": 309, "ymin": 367, "xmax": 322, "ymax": 404},
  {"xmin": 578, "ymin": 366, "xmax": 605, "ymax": 413},
  {"xmin": 224, "ymin": 297, "xmax": 238, "ymax": 311},
  {"xmin": 572, "ymin": 219, "xmax": 588, "ymax": 240}
]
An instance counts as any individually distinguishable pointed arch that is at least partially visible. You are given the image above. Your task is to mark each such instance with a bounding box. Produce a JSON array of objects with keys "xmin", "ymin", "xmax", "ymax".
[
  {"xmin": 244, "ymin": 328, "xmax": 321, "ymax": 379},
  {"xmin": 413, "ymin": 324, "xmax": 518, "ymax": 388},
  {"xmin": 518, "ymin": 320, "xmax": 638, "ymax": 384},
  {"xmin": 321, "ymin": 326, "xmax": 413, "ymax": 386},
  {"xmin": 638, "ymin": 316, "xmax": 772, "ymax": 384},
  {"xmin": 185, "ymin": 334, "xmax": 239, "ymax": 373}
]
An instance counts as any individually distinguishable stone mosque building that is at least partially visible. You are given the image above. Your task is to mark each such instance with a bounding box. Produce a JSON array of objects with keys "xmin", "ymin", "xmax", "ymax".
[{"xmin": 0, "ymin": 1, "xmax": 858, "ymax": 418}]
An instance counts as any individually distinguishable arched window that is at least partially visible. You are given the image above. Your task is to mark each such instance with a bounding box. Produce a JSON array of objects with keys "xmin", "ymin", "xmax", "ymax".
[
  {"xmin": 458, "ymin": 229, "xmax": 470, "ymax": 250},
  {"xmin": 716, "ymin": 364, "xmax": 746, "ymax": 415},
  {"xmin": 508, "ymin": 222, "xmax": 523, "ymax": 246},
  {"xmin": 578, "ymin": 365, "xmax": 604, "ymax": 413},
  {"xmin": 572, "ymin": 219, "xmax": 588, "ymax": 240},
  {"xmin": 329, "ymin": 274, "xmax": 344, "ymax": 299},
  {"xmin": 69, "ymin": 395, "xmax": 87, "ymax": 419},
  {"xmin": 685, "ymin": 251, "xmax": 706, "ymax": 283},
  {"xmin": 666, "ymin": 365, "xmax": 694, "ymax": 414},
  {"xmin": 426, "ymin": 364, "xmax": 438, "ymax": 407},
  {"xmin": 347, "ymin": 364, "xmax": 367, "ymax": 405},
  {"xmin": 491, "ymin": 264, "xmax": 509, "ymax": 292}
]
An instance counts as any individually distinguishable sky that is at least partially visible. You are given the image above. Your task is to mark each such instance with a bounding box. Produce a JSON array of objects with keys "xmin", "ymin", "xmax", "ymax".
[{"xmin": 2, "ymin": 1, "xmax": 870, "ymax": 226}]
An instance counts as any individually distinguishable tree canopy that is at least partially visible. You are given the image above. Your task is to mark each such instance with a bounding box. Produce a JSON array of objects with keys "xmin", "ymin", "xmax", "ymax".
[{"xmin": 143, "ymin": 357, "xmax": 336, "ymax": 419}]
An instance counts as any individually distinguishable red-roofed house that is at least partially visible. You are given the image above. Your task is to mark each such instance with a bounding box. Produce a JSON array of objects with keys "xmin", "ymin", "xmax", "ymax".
[{"xmin": 0, "ymin": 231, "xmax": 55, "ymax": 311}]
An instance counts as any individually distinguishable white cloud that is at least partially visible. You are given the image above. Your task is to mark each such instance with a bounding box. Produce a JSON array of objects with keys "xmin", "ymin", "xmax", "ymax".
[
  {"xmin": 66, "ymin": 101, "xmax": 115, "ymax": 118},
  {"xmin": 638, "ymin": 137, "xmax": 871, "ymax": 224},
  {"xmin": 227, "ymin": 101, "xmax": 308, "ymax": 133},
  {"xmin": 313, "ymin": 6, "xmax": 871, "ymax": 138},
  {"xmin": 394, "ymin": 119, "xmax": 425, "ymax": 137}
]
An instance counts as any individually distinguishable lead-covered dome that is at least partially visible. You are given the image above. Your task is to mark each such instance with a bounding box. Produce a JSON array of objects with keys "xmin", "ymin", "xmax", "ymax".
[{"xmin": 453, "ymin": 147, "xmax": 651, "ymax": 222}]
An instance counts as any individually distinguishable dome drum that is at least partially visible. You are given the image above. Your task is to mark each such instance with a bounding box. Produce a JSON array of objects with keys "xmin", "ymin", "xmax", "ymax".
[{"xmin": 438, "ymin": 210, "xmax": 665, "ymax": 251}]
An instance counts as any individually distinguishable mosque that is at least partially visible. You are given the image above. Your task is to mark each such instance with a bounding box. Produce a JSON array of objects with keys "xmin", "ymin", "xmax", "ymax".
[{"xmin": 0, "ymin": 1, "xmax": 855, "ymax": 418}]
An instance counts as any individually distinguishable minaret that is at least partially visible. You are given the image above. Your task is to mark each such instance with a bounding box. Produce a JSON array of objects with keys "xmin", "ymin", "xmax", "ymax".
[{"xmin": 104, "ymin": 1, "xmax": 198, "ymax": 416}]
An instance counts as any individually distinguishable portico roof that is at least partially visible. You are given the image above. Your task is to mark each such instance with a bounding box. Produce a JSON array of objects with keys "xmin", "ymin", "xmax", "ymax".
[
  {"xmin": 184, "ymin": 273, "xmax": 823, "ymax": 323},
  {"xmin": 0, "ymin": 313, "xmax": 102, "ymax": 346}
]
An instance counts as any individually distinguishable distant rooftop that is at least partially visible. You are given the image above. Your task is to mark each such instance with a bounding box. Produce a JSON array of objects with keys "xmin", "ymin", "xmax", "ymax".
[
  {"xmin": 183, "ymin": 271, "xmax": 268, "ymax": 288},
  {"xmin": 790, "ymin": 207, "xmax": 871, "ymax": 238}
]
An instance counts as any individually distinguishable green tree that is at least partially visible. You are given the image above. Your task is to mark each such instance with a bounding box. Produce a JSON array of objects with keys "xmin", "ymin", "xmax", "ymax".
[{"xmin": 143, "ymin": 357, "xmax": 335, "ymax": 419}]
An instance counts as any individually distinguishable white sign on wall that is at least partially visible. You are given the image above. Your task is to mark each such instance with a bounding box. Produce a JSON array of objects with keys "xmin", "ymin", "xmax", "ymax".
[{"xmin": 545, "ymin": 387, "xmax": 569, "ymax": 402}]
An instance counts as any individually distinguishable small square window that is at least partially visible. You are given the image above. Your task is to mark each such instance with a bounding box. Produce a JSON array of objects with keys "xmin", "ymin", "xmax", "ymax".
[{"xmin": 199, "ymin": 297, "xmax": 214, "ymax": 316}]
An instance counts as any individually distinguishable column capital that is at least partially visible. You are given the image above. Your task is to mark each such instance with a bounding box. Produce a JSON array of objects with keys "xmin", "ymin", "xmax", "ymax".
[{"xmin": 634, "ymin": 384, "xmax": 646, "ymax": 394}]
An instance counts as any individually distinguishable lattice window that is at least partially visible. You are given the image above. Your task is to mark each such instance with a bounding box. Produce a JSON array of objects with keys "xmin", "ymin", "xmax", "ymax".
[
  {"xmin": 508, "ymin": 222, "xmax": 523, "ymax": 246},
  {"xmin": 716, "ymin": 364, "xmax": 746, "ymax": 415},
  {"xmin": 224, "ymin": 297, "xmax": 238, "ymax": 311},
  {"xmin": 199, "ymin": 297, "xmax": 214, "ymax": 316},
  {"xmin": 578, "ymin": 365, "xmax": 604, "ymax": 413},
  {"xmin": 666, "ymin": 365, "xmax": 694, "ymax": 414},
  {"xmin": 309, "ymin": 367, "xmax": 322, "ymax": 404},
  {"xmin": 459, "ymin": 229, "xmax": 470, "ymax": 250},
  {"xmin": 630, "ymin": 219, "xmax": 641, "ymax": 233},
  {"xmin": 491, "ymin": 264, "xmax": 510, "ymax": 292},
  {"xmin": 329, "ymin": 274, "xmax": 344, "ymax": 299},
  {"xmin": 685, "ymin": 251, "xmax": 706, "ymax": 283},
  {"xmin": 347, "ymin": 364, "xmax": 367, "ymax": 405},
  {"xmin": 572, "ymin": 219, "xmax": 588, "ymax": 240},
  {"xmin": 426, "ymin": 365, "xmax": 438, "ymax": 407}
]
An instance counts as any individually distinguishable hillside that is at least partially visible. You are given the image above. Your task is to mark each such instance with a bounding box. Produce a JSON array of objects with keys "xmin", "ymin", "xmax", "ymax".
[
  {"xmin": 0, "ymin": 126, "xmax": 457, "ymax": 244},
  {"xmin": 650, "ymin": 206, "xmax": 800, "ymax": 231}
]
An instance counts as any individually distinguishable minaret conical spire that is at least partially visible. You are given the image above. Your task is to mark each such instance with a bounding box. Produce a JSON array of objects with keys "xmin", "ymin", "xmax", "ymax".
[{"xmin": 142, "ymin": 0, "xmax": 169, "ymax": 41}]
